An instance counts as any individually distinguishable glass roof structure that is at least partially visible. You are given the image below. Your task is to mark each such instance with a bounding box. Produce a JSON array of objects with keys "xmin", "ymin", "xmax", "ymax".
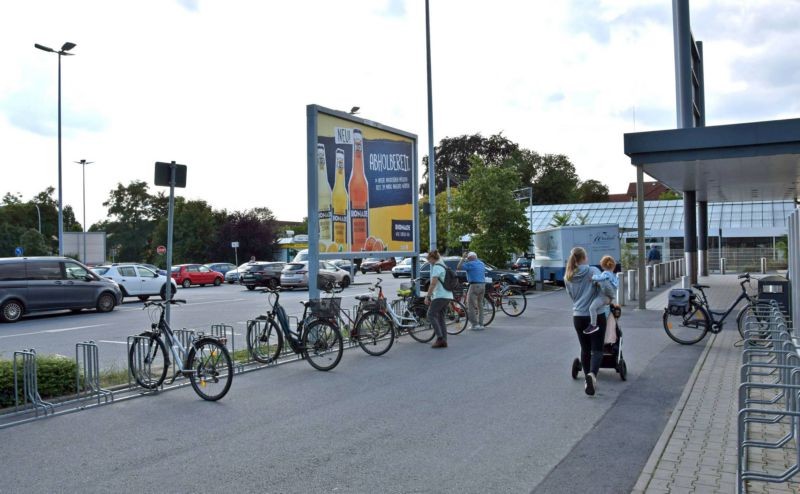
[{"xmin": 527, "ymin": 200, "xmax": 796, "ymax": 238}]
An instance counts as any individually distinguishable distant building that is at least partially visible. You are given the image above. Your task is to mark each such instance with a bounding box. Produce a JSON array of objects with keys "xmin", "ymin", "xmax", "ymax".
[{"xmin": 608, "ymin": 181, "xmax": 673, "ymax": 202}]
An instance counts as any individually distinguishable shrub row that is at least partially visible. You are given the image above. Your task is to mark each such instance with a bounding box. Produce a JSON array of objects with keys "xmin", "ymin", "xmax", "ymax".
[{"xmin": 0, "ymin": 355, "xmax": 77, "ymax": 408}]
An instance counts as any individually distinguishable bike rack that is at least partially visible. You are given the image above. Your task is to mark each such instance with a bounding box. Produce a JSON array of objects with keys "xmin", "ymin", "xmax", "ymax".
[
  {"xmin": 13, "ymin": 349, "xmax": 54, "ymax": 417},
  {"xmin": 75, "ymin": 341, "xmax": 113, "ymax": 405},
  {"xmin": 737, "ymin": 301, "xmax": 800, "ymax": 492},
  {"xmin": 173, "ymin": 329, "xmax": 196, "ymax": 352},
  {"xmin": 126, "ymin": 335, "xmax": 163, "ymax": 392}
]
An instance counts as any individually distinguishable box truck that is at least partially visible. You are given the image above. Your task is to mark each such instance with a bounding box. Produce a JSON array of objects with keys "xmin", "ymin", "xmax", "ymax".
[{"xmin": 533, "ymin": 224, "xmax": 620, "ymax": 284}]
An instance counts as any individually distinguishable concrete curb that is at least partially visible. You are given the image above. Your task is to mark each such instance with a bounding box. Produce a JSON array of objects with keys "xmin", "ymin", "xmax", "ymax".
[{"xmin": 631, "ymin": 331, "xmax": 718, "ymax": 493}]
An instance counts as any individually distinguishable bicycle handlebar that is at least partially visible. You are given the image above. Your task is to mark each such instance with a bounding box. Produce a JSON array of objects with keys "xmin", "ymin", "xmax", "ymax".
[
  {"xmin": 142, "ymin": 299, "xmax": 186, "ymax": 308},
  {"xmin": 738, "ymin": 273, "xmax": 750, "ymax": 280}
]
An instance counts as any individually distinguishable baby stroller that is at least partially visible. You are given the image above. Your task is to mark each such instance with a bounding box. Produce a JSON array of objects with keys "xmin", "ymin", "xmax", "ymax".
[{"xmin": 571, "ymin": 303, "xmax": 627, "ymax": 381}]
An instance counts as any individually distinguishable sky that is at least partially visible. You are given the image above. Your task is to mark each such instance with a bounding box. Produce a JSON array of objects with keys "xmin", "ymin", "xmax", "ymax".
[{"xmin": 1, "ymin": 0, "xmax": 799, "ymax": 229}]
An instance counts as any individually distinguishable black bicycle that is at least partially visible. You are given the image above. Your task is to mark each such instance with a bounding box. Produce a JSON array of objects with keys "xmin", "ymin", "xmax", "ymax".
[
  {"xmin": 246, "ymin": 288, "xmax": 344, "ymax": 371},
  {"xmin": 128, "ymin": 299, "xmax": 233, "ymax": 401},
  {"xmin": 662, "ymin": 273, "xmax": 771, "ymax": 345}
]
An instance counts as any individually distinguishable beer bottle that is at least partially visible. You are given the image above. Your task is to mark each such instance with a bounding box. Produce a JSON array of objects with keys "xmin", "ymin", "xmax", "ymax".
[
  {"xmin": 317, "ymin": 144, "xmax": 332, "ymax": 244},
  {"xmin": 349, "ymin": 129, "xmax": 369, "ymax": 252},
  {"xmin": 332, "ymin": 148, "xmax": 348, "ymax": 248}
]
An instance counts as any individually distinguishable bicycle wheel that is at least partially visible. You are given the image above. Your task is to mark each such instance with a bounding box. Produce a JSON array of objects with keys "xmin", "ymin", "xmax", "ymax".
[
  {"xmin": 302, "ymin": 319, "xmax": 344, "ymax": 371},
  {"xmin": 187, "ymin": 337, "xmax": 233, "ymax": 401},
  {"xmin": 406, "ymin": 303, "xmax": 436, "ymax": 343},
  {"xmin": 480, "ymin": 295, "xmax": 496, "ymax": 326},
  {"xmin": 246, "ymin": 318, "xmax": 283, "ymax": 364},
  {"xmin": 445, "ymin": 300, "xmax": 469, "ymax": 335},
  {"xmin": 128, "ymin": 332, "xmax": 168, "ymax": 390},
  {"xmin": 353, "ymin": 311, "xmax": 394, "ymax": 356},
  {"xmin": 736, "ymin": 301, "xmax": 774, "ymax": 340},
  {"xmin": 663, "ymin": 302, "xmax": 710, "ymax": 345},
  {"xmin": 500, "ymin": 288, "xmax": 527, "ymax": 317}
]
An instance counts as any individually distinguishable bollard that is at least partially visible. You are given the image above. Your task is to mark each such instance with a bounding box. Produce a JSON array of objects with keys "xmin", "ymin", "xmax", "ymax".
[
  {"xmin": 617, "ymin": 272, "xmax": 625, "ymax": 306},
  {"xmin": 760, "ymin": 257, "xmax": 767, "ymax": 274},
  {"xmin": 627, "ymin": 270, "xmax": 637, "ymax": 301},
  {"xmin": 681, "ymin": 275, "xmax": 690, "ymax": 289},
  {"xmin": 646, "ymin": 265, "xmax": 653, "ymax": 291},
  {"xmin": 670, "ymin": 260, "xmax": 676, "ymax": 281},
  {"xmin": 721, "ymin": 257, "xmax": 727, "ymax": 275}
]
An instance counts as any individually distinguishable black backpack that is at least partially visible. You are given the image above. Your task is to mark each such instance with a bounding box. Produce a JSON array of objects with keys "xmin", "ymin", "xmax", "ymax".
[{"xmin": 442, "ymin": 265, "xmax": 460, "ymax": 292}]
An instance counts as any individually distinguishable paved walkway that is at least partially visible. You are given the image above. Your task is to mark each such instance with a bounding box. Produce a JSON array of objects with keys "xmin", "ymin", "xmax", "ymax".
[{"xmin": 633, "ymin": 275, "xmax": 800, "ymax": 493}]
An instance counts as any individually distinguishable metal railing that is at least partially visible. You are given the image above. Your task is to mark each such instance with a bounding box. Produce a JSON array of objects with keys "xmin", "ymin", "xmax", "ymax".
[
  {"xmin": 737, "ymin": 300, "xmax": 800, "ymax": 492},
  {"xmin": 13, "ymin": 349, "xmax": 54, "ymax": 417},
  {"xmin": 76, "ymin": 341, "xmax": 112, "ymax": 405}
]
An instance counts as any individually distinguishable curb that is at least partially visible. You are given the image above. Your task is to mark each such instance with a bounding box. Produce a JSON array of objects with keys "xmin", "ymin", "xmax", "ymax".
[{"xmin": 631, "ymin": 331, "xmax": 718, "ymax": 493}]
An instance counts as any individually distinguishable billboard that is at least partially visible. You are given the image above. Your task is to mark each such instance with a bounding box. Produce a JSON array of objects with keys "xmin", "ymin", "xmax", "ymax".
[{"xmin": 308, "ymin": 106, "xmax": 418, "ymax": 257}]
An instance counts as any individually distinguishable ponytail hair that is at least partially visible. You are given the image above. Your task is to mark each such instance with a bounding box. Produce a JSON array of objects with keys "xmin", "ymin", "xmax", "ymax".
[
  {"xmin": 564, "ymin": 247, "xmax": 587, "ymax": 282},
  {"xmin": 426, "ymin": 249, "xmax": 441, "ymax": 262}
]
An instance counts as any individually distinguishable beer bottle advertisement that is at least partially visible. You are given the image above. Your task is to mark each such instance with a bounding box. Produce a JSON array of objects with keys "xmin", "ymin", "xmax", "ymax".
[
  {"xmin": 317, "ymin": 143, "xmax": 333, "ymax": 245},
  {"xmin": 315, "ymin": 112, "xmax": 415, "ymax": 254}
]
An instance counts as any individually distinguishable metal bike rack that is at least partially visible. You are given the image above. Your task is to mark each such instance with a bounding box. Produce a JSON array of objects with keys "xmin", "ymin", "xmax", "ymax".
[
  {"xmin": 737, "ymin": 301, "xmax": 800, "ymax": 492},
  {"xmin": 13, "ymin": 349, "xmax": 54, "ymax": 417},
  {"xmin": 75, "ymin": 341, "xmax": 112, "ymax": 405},
  {"xmin": 173, "ymin": 329, "xmax": 196, "ymax": 351}
]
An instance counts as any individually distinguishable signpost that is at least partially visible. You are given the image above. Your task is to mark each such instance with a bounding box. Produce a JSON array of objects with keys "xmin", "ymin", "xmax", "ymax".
[
  {"xmin": 156, "ymin": 245, "xmax": 166, "ymax": 255},
  {"xmin": 154, "ymin": 161, "xmax": 187, "ymax": 323},
  {"xmin": 14, "ymin": 247, "xmax": 23, "ymax": 257},
  {"xmin": 307, "ymin": 105, "xmax": 418, "ymax": 300},
  {"xmin": 231, "ymin": 241, "xmax": 239, "ymax": 266}
]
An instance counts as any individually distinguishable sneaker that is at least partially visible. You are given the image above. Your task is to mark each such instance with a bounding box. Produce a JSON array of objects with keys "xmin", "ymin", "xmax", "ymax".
[
  {"xmin": 583, "ymin": 325, "xmax": 599, "ymax": 335},
  {"xmin": 471, "ymin": 324, "xmax": 484, "ymax": 331},
  {"xmin": 431, "ymin": 338, "xmax": 448, "ymax": 348},
  {"xmin": 584, "ymin": 373, "xmax": 597, "ymax": 396}
]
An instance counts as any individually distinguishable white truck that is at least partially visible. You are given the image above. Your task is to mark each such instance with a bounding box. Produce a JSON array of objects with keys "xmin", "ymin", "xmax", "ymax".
[{"xmin": 533, "ymin": 224, "xmax": 620, "ymax": 284}]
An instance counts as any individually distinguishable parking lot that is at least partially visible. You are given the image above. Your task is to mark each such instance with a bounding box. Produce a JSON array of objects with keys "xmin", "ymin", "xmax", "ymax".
[{"xmin": 0, "ymin": 272, "xmax": 413, "ymax": 370}]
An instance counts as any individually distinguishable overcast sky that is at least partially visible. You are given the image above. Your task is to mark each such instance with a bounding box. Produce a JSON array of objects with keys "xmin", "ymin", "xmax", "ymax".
[{"xmin": 1, "ymin": 0, "xmax": 798, "ymax": 228}]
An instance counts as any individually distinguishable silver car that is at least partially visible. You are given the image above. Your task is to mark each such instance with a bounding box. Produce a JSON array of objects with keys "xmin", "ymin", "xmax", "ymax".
[{"xmin": 280, "ymin": 261, "xmax": 351, "ymax": 289}]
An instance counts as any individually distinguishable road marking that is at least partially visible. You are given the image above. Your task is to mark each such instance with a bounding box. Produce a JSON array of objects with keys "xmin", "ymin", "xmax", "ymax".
[
  {"xmin": 0, "ymin": 323, "xmax": 109, "ymax": 339},
  {"xmin": 97, "ymin": 340, "xmax": 127, "ymax": 345}
]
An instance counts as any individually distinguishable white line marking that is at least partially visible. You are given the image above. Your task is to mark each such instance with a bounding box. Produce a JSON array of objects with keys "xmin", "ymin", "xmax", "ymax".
[{"xmin": 0, "ymin": 323, "xmax": 109, "ymax": 339}]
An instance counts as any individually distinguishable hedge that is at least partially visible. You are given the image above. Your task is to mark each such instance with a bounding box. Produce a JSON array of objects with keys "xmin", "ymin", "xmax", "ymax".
[{"xmin": 0, "ymin": 355, "xmax": 77, "ymax": 408}]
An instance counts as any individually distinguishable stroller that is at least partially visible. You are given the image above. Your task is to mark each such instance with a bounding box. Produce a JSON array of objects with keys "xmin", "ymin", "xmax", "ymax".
[{"xmin": 571, "ymin": 303, "xmax": 628, "ymax": 381}]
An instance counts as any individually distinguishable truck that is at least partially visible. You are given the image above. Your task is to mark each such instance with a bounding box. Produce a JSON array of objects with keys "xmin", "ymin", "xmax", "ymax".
[{"xmin": 533, "ymin": 224, "xmax": 620, "ymax": 284}]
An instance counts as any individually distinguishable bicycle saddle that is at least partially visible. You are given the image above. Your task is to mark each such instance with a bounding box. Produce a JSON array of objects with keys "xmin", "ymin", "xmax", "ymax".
[
  {"xmin": 691, "ymin": 284, "xmax": 709, "ymax": 290},
  {"xmin": 355, "ymin": 295, "xmax": 373, "ymax": 301},
  {"xmin": 300, "ymin": 300, "xmax": 318, "ymax": 307}
]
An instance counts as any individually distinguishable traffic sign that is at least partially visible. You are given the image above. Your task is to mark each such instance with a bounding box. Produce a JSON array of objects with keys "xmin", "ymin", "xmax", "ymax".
[
  {"xmin": 231, "ymin": 241, "xmax": 239, "ymax": 248},
  {"xmin": 157, "ymin": 245, "xmax": 167, "ymax": 255},
  {"xmin": 14, "ymin": 246, "xmax": 23, "ymax": 257}
]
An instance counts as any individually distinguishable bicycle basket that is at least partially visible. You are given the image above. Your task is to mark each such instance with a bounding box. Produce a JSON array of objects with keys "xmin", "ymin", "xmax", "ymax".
[
  {"xmin": 312, "ymin": 297, "xmax": 341, "ymax": 318},
  {"xmin": 667, "ymin": 289, "xmax": 692, "ymax": 316},
  {"xmin": 359, "ymin": 297, "xmax": 386, "ymax": 312}
]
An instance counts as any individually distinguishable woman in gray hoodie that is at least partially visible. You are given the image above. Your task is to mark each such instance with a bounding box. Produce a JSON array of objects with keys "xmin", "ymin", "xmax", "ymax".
[{"xmin": 564, "ymin": 247, "xmax": 608, "ymax": 396}]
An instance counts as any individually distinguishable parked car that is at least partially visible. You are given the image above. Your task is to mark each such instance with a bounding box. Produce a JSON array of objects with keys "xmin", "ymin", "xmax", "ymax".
[
  {"xmin": 418, "ymin": 256, "xmax": 533, "ymax": 292},
  {"xmin": 280, "ymin": 261, "xmax": 350, "ymax": 289},
  {"xmin": 205, "ymin": 262, "xmax": 237, "ymax": 275},
  {"xmin": 241, "ymin": 262, "xmax": 285, "ymax": 290},
  {"xmin": 0, "ymin": 257, "xmax": 122, "ymax": 323},
  {"xmin": 225, "ymin": 262, "xmax": 253, "ymax": 284},
  {"xmin": 92, "ymin": 264, "xmax": 178, "ymax": 301},
  {"xmin": 392, "ymin": 258, "xmax": 413, "ymax": 278},
  {"xmin": 511, "ymin": 257, "xmax": 533, "ymax": 271},
  {"xmin": 171, "ymin": 264, "xmax": 224, "ymax": 288},
  {"xmin": 114, "ymin": 262, "xmax": 166, "ymax": 276},
  {"xmin": 360, "ymin": 257, "xmax": 397, "ymax": 274}
]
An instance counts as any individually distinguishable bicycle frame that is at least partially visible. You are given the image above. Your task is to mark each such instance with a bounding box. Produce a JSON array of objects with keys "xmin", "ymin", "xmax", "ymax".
[
  {"xmin": 264, "ymin": 289, "xmax": 311, "ymax": 353},
  {"xmin": 694, "ymin": 278, "xmax": 754, "ymax": 328}
]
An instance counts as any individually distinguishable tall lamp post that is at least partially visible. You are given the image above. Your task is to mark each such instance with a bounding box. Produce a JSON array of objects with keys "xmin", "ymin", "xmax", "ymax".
[
  {"xmin": 75, "ymin": 159, "xmax": 93, "ymax": 263},
  {"xmin": 35, "ymin": 41, "xmax": 77, "ymax": 257},
  {"xmin": 514, "ymin": 187, "xmax": 534, "ymax": 253}
]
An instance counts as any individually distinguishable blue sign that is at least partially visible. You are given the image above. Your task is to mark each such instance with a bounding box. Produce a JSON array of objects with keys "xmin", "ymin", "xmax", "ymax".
[{"xmin": 14, "ymin": 246, "xmax": 23, "ymax": 257}]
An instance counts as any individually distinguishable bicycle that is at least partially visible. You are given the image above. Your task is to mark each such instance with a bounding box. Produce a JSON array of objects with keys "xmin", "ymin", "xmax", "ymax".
[
  {"xmin": 486, "ymin": 281, "xmax": 528, "ymax": 317},
  {"xmin": 454, "ymin": 282, "xmax": 497, "ymax": 327},
  {"xmin": 246, "ymin": 288, "xmax": 344, "ymax": 371},
  {"xmin": 662, "ymin": 273, "xmax": 772, "ymax": 345},
  {"xmin": 128, "ymin": 299, "xmax": 233, "ymax": 401}
]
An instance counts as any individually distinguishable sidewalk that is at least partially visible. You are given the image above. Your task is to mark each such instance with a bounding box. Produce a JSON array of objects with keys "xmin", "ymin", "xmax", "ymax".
[{"xmin": 633, "ymin": 275, "xmax": 799, "ymax": 493}]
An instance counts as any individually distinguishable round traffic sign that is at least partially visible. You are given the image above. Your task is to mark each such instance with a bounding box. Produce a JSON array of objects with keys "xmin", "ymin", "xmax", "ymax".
[{"xmin": 157, "ymin": 245, "xmax": 167, "ymax": 255}]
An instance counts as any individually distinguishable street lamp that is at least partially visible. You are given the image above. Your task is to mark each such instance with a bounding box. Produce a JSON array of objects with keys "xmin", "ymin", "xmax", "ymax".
[
  {"xmin": 35, "ymin": 41, "xmax": 77, "ymax": 257},
  {"xmin": 75, "ymin": 159, "xmax": 94, "ymax": 263},
  {"xmin": 514, "ymin": 187, "xmax": 534, "ymax": 254}
]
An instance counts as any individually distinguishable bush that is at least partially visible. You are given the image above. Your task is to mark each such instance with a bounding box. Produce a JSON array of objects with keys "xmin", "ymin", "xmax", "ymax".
[{"xmin": 0, "ymin": 355, "xmax": 77, "ymax": 408}]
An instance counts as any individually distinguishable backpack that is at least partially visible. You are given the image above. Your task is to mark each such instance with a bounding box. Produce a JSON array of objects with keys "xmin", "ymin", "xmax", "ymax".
[{"xmin": 442, "ymin": 265, "xmax": 460, "ymax": 292}]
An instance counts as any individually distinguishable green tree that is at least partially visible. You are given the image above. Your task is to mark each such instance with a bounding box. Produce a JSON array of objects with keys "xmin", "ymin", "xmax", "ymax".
[
  {"xmin": 20, "ymin": 229, "xmax": 50, "ymax": 256},
  {"xmin": 100, "ymin": 181, "xmax": 160, "ymax": 262},
  {"xmin": 658, "ymin": 189, "xmax": 682, "ymax": 200},
  {"xmin": 549, "ymin": 212, "xmax": 573, "ymax": 227},
  {"xmin": 530, "ymin": 154, "xmax": 580, "ymax": 205},
  {"xmin": 418, "ymin": 190, "xmax": 452, "ymax": 254},
  {"xmin": 0, "ymin": 223, "xmax": 25, "ymax": 257},
  {"xmin": 152, "ymin": 200, "xmax": 218, "ymax": 263},
  {"xmin": 576, "ymin": 179, "xmax": 609, "ymax": 203},
  {"xmin": 211, "ymin": 208, "xmax": 278, "ymax": 263},
  {"xmin": 449, "ymin": 157, "xmax": 530, "ymax": 266}
]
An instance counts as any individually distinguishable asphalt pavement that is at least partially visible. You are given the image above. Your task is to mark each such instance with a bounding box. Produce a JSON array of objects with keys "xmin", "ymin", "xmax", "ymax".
[{"xmin": 0, "ymin": 285, "xmax": 702, "ymax": 493}]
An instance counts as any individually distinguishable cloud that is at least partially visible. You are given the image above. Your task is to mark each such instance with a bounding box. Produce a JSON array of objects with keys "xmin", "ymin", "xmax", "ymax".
[
  {"xmin": 176, "ymin": 0, "xmax": 199, "ymax": 12},
  {"xmin": 380, "ymin": 0, "xmax": 405, "ymax": 17},
  {"xmin": 0, "ymin": 86, "xmax": 108, "ymax": 137}
]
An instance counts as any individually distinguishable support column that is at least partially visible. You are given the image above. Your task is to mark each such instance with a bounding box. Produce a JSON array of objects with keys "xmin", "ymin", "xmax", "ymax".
[
  {"xmin": 684, "ymin": 191, "xmax": 698, "ymax": 285},
  {"xmin": 698, "ymin": 200, "xmax": 708, "ymax": 277},
  {"xmin": 636, "ymin": 165, "xmax": 647, "ymax": 309}
]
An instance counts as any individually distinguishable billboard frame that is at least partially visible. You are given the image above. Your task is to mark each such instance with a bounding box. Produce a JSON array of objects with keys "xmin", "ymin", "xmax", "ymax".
[{"xmin": 306, "ymin": 104, "xmax": 419, "ymax": 299}]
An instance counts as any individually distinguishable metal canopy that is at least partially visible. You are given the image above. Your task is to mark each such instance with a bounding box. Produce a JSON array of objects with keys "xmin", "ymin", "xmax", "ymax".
[{"xmin": 624, "ymin": 118, "xmax": 800, "ymax": 202}]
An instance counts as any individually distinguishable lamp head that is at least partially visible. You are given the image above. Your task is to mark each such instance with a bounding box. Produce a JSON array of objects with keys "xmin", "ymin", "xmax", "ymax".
[
  {"xmin": 35, "ymin": 43, "xmax": 55, "ymax": 53},
  {"xmin": 349, "ymin": 106, "xmax": 360, "ymax": 115},
  {"xmin": 61, "ymin": 42, "xmax": 77, "ymax": 52}
]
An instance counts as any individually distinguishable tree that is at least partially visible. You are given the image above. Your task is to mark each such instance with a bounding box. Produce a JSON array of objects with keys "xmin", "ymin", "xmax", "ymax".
[
  {"xmin": 100, "ymin": 181, "xmax": 160, "ymax": 262},
  {"xmin": 658, "ymin": 189, "xmax": 682, "ymax": 200},
  {"xmin": 449, "ymin": 157, "xmax": 530, "ymax": 266},
  {"xmin": 418, "ymin": 190, "xmax": 453, "ymax": 254},
  {"xmin": 211, "ymin": 208, "xmax": 278, "ymax": 262},
  {"xmin": 152, "ymin": 200, "xmax": 219, "ymax": 263},
  {"xmin": 421, "ymin": 133, "xmax": 520, "ymax": 195},
  {"xmin": 576, "ymin": 179, "xmax": 609, "ymax": 203},
  {"xmin": 0, "ymin": 223, "xmax": 25, "ymax": 257},
  {"xmin": 549, "ymin": 212, "xmax": 573, "ymax": 227},
  {"xmin": 530, "ymin": 154, "xmax": 580, "ymax": 205},
  {"xmin": 20, "ymin": 229, "xmax": 50, "ymax": 256}
]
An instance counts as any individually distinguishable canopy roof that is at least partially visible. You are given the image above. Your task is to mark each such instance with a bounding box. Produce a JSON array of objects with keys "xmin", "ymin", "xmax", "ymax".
[{"xmin": 624, "ymin": 118, "xmax": 800, "ymax": 202}]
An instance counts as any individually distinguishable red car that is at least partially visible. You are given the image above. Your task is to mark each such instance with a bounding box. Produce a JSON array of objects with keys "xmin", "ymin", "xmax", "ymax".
[{"xmin": 171, "ymin": 264, "xmax": 224, "ymax": 288}]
